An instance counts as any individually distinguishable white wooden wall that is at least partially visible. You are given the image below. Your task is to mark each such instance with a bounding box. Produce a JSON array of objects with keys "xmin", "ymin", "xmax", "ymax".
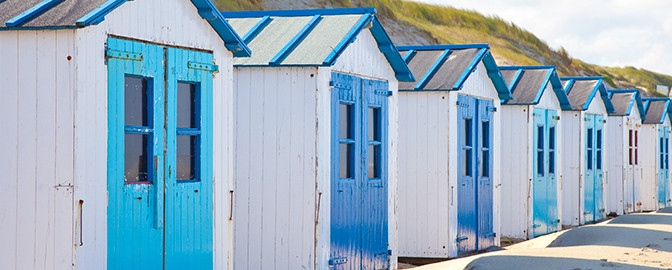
[
  {"xmin": 561, "ymin": 111, "xmax": 581, "ymax": 225},
  {"xmin": 70, "ymin": 0, "xmax": 236, "ymax": 268},
  {"xmin": 606, "ymin": 116, "xmax": 625, "ymax": 215},
  {"xmin": 640, "ymin": 124, "xmax": 658, "ymax": 211},
  {"xmin": 536, "ymin": 85, "xmax": 562, "ymax": 110},
  {"xmin": 0, "ymin": 30, "xmax": 76, "ymax": 270},
  {"xmin": 232, "ymin": 67, "xmax": 318, "ymax": 270},
  {"xmin": 499, "ymin": 105, "xmax": 530, "ymax": 239},
  {"xmin": 398, "ymin": 91, "xmax": 451, "ymax": 258}
]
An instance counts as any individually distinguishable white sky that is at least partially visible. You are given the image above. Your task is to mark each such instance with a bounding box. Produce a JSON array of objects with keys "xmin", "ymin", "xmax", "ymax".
[{"xmin": 409, "ymin": 0, "xmax": 672, "ymax": 76}]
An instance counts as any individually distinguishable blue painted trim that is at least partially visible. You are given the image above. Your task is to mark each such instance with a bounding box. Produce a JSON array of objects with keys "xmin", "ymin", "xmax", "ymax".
[
  {"xmin": 270, "ymin": 14, "xmax": 321, "ymax": 65},
  {"xmin": 0, "ymin": 25, "xmax": 77, "ymax": 31},
  {"xmin": 402, "ymin": 49, "xmax": 415, "ymax": 63},
  {"xmin": 397, "ymin": 44, "xmax": 489, "ymax": 50},
  {"xmin": 76, "ymin": 0, "xmax": 126, "ymax": 26},
  {"xmin": 453, "ymin": 48, "xmax": 486, "ymax": 90},
  {"xmin": 481, "ymin": 51, "xmax": 513, "ymax": 100},
  {"xmin": 498, "ymin": 65, "xmax": 555, "ymax": 70},
  {"xmin": 191, "ymin": 0, "xmax": 250, "ymax": 56},
  {"xmin": 663, "ymin": 101, "xmax": 671, "ymax": 124},
  {"xmin": 562, "ymin": 79, "xmax": 574, "ymax": 94},
  {"xmin": 242, "ymin": 15, "xmax": 270, "ymax": 43},
  {"xmin": 5, "ymin": 0, "xmax": 61, "ymax": 27},
  {"xmin": 642, "ymin": 98, "xmax": 672, "ymax": 123},
  {"xmin": 548, "ymin": 70, "xmax": 573, "ymax": 110},
  {"xmin": 221, "ymin": 7, "xmax": 377, "ymax": 18},
  {"xmin": 414, "ymin": 49, "xmax": 450, "ymax": 90},
  {"xmin": 369, "ymin": 19, "xmax": 414, "ymax": 82},
  {"xmin": 533, "ymin": 69, "xmax": 555, "ymax": 104},
  {"xmin": 322, "ymin": 13, "xmax": 372, "ymax": 66},
  {"xmin": 561, "ymin": 76, "xmax": 604, "ymax": 80},
  {"xmin": 507, "ymin": 69, "xmax": 523, "ymax": 90},
  {"xmin": 582, "ymin": 79, "xmax": 603, "ymax": 110}
]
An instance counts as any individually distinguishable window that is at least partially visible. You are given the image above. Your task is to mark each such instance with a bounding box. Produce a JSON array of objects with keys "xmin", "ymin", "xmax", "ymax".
[
  {"xmin": 481, "ymin": 121, "xmax": 490, "ymax": 177},
  {"xmin": 587, "ymin": 128, "xmax": 593, "ymax": 170},
  {"xmin": 635, "ymin": 130, "xmax": 639, "ymax": 165},
  {"xmin": 629, "ymin": 130, "xmax": 633, "ymax": 165},
  {"xmin": 596, "ymin": 130, "xmax": 602, "ymax": 170},
  {"xmin": 661, "ymin": 137, "xmax": 665, "ymax": 170},
  {"xmin": 124, "ymin": 76, "xmax": 152, "ymax": 183},
  {"xmin": 176, "ymin": 82, "xmax": 200, "ymax": 181},
  {"xmin": 549, "ymin": 127, "xmax": 556, "ymax": 174},
  {"xmin": 537, "ymin": 125, "xmax": 544, "ymax": 176},
  {"xmin": 339, "ymin": 104, "xmax": 354, "ymax": 179},
  {"xmin": 368, "ymin": 107, "xmax": 381, "ymax": 179},
  {"xmin": 463, "ymin": 118, "xmax": 473, "ymax": 176}
]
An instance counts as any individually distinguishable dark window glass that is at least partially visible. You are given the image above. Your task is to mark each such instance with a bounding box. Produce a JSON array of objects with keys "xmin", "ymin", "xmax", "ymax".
[
  {"xmin": 368, "ymin": 145, "xmax": 380, "ymax": 178},
  {"xmin": 340, "ymin": 143, "xmax": 352, "ymax": 178},
  {"xmin": 635, "ymin": 130, "xmax": 639, "ymax": 165},
  {"xmin": 597, "ymin": 130, "xmax": 602, "ymax": 170},
  {"xmin": 588, "ymin": 149, "xmax": 593, "ymax": 170},
  {"xmin": 177, "ymin": 83, "xmax": 196, "ymax": 128},
  {"xmin": 597, "ymin": 130, "xmax": 602, "ymax": 150},
  {"xmin": 125, "ymin": 77, "xmax": 149, "ymax": 126},
  {"xmin": 549, "ymin": 127, "xmax": 555, "ymax": 174},
  {"xmin": 629, "ymin": 130, "xmax": 633, "ymax": 147},
  {"xmin": 463, "ymin": 118, "xmax": 472, "ymax": 176},
  {"xmin": 464, "ymin": 119, "xmax": 472, "ymax": 146},
  {"xmin": 482, "ymin": 121, "xmax": 490, "ymax": 177},
  {"xmin": 464, "ymin": 148, "xmax": 472, "ymax": 176},
  {"xmin": 177, "ymin": 136, "xmax": 196, "ymax": 181},
  {"xmin": 482, "ymin": 122, "xmax": 489, "ymax": 148},
  {"xmin": 629, "ymin": 149, "xmax": 633, "ymax": 165},
  {"xmin": 537, "ymin": 126, "xmax": 544, "ymax": 176},
  {"xmin": 369, "ymin": 108, "xmax": 380, "ymax": 141},
  {"xmin": 666, "ymin": 138, "xmax": 670, "ymax": 170},
  {"xmin": 635, "ymin": 130, "xmax": 638, "ymax": 147},
  {"xmin": 587, "ymin": 128, "xmax": 593, "ymax": 149},
  {"xmin": 125, "ymin": 134, "xmax": 149, "ymax": 182},
  {"xmin": 340, "ymin": 104, "xmax": 352, "ymax": 139}
]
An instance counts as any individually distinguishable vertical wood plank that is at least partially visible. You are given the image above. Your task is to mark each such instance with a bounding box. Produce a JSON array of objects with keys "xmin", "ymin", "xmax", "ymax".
[
  {"xmin": 261, "ymin": 68, "xmax": 278, "ymax": 270},
  {"xmin": 288, "ymin": 68, "xmax": 305, "ymax": 269},
  {"xmin": 275, "ymin": 68, "xmax": 291, "ymax": 270},
  {"xmin": 247, "ymin": 68, "xmax": 263, "ymax": 270}
]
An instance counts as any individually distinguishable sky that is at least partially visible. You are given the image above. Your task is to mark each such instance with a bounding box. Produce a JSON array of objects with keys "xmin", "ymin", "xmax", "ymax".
[{"xmin": 410, "ymin": 0, "xmax": 672, "ymax": 76}]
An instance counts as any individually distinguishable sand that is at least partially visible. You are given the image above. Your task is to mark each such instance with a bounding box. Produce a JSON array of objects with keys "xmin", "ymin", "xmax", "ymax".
[{"xmin": 410, "ymin": 208, "xmax": 672, "ymax": 270}]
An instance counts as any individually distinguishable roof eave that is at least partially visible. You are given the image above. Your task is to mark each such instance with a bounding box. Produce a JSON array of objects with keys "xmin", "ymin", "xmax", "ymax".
[{"xmin": 477, "ymin": 50, "xmax": 513, "ymax": 100}]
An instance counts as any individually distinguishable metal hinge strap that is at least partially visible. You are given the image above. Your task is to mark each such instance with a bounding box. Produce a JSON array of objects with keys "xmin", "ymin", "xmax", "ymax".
[
  {"xmin": 329, "ymin": 257, "xmax": 348, "ymax": 265},
  {"xmin": 106, "ymin": 49, "xmax": 142, "ymax": 61},
  {"xmin": 188, "ymin": 61, "xmax": 219, "ymax": 72}
]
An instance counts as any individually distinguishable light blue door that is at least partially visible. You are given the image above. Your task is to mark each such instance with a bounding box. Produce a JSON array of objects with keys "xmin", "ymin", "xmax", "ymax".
[
  {"xmin": 658, "ymin": 127, "xmax": 670, "ymax": 208},
  {"xmin": 594, "ymin": 115, "xmax": 605, "ymax": 221},
  {"xmin": 457, "ymin": 95, "xmax": 494, "ymax": 253},
  {"xmin": 330, "ymin": 72, "xmax": 389, "ymax": 269},
  {"xmin": 107, "ymin": 37, "xmax": 215, "ymax": 269},
  {"xmin": 532, "ymin": 109, "xmax": 559, "ymax": 237},
  {"xmin": 584, "ymin": 115, "xmax": 595, "ymax": 223}
]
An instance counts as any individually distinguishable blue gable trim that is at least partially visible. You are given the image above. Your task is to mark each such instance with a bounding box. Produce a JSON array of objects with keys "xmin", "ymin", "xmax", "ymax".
[
  {"xmin": 643, "ymin": 98, "xmax": 672, "ymax": 124},
  {"xmin": 499, "ymin": 66, "xmax": 571, "ymax": 109},
  {"xmin": 561, "ymin": 77, "xmax": 614, "ymax": 113},
  {"xmin": 397, "ymin": 44, "xmax": 490, "ymax": 51},
  {"xmin": 221, "ymin": 7, "xmax": 378, "ymax": 18},
  {"xmin": 271, "ymin": 15, "xmax": 321, "ymax": 65},
  {"xmin": 548, "ymin": 70, "xmax": 573, "ymax": 110},
  {"xmin": 5, "ymin": 0, "xmax": 61, "ymax": 27},
  {"xmin": 454, "ymin": 48, "xmax": 487, "ymax": 90},
  {"xmin": 482, "ymin": 50, "xmax": 513, "ymax": 100},
  {"xmin": 415, "ymin": 49, "xmax": 450, "ymax": 90},
  {"xmin": 76, "ymin": 0, "xmax": 127, "ymax": 26},
  {"xmin": 607, "ymin": 89, "xmax": 646, "ymax": 120},
  {"xmin": 322, "ymin": 13, "xmax": 372, "ymax": 66},
  {"xmin": 367, "ymin": 16, "xmax": 415, "ymax": 82}
]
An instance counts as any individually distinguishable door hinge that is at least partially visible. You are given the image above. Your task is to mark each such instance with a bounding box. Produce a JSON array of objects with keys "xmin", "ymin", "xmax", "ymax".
[
  {"xmin": 532, "ymin": 224, "xmax": 541, "ymax": 228},
  {"xmin": 375, "ymin": 90, "xmax": 393, "ymax": 96},
  {"xmin": 329, "ymin": 257, "xmax": 348, "ymax": 265},
  {"xmin": 487, "ymin": 106, "xmax": 497, "ymax": 112},
  {"xmin": 330, "ymin": 81, "xmax": 352, "ymax": 90},
  {"xmin": 553, "ymin": 115, "xmax": 560, "ymax": 120},
  {"xmin": 106, "ymin": 49, "xmax": 142, "ymax": 61},
  {"xmin": 456, "ymin": 236, "xmax": 468, "ymax": 242},
  {"xmin": 485, "ymin": 232, "xmax": 496, "ymax": 238},
  {"xmin": 188, "ymin": 61, "xmax": 219, "ymax": 72},
  {"xmin": 456, "ymin": 101, "xmax": 469, "ymax": 107}
]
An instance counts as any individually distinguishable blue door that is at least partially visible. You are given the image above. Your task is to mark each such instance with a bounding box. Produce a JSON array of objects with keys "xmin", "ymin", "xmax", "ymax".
[
  {"xmin": 532, "ymin": 109, "xmax": 559, "ymax": 237},
  {"xmin": 457, "ymin": 94, "xmax": 495, "ymax": 253},
  {"xmin": 594, "ymin": 115, "xmax": 605, "ymax": 221},
  {"xmin": 584, "ymin": 114, "xmax": 605, "ymax": 223},
  {"xmin": 658, "ymin": 127, "xmax": 670, "ymax": 208},
  {"xmin": 330, "ymin": 72, "xmax": 389, "ymax": 269},
  {"xmin": 107, "ymin": 37, "xmax": 215, "ymax": 269}
]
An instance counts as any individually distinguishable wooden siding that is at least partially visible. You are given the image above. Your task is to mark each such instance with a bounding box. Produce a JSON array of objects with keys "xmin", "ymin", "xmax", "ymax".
[
  {"xmin": 640, "ymin": 124, "xmax": 658, "ymax": 211},
  {"xmin": 0, "ymin": 30, "xmax": 76, "ymax": 270},
  {"xmin": 398, "ymin": 91, "xmax": 451, "ymax": 257},
  {"xmin": 606, "ymin": 117, "xmax": 625, "ymax": 215},
  {"xmin": 536, "ymin": 84, "xmax": 562, "ymax": 111},
  {"xmin": 561, "ymin": 111, "xmax": 582, "ymax": 225}
]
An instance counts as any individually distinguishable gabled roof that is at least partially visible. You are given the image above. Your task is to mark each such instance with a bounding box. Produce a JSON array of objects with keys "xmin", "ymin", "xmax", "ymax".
[
  {"xmin": 642, "ymin": 98, "xmax": 672, "ymax": 124},
  {"xmin": 560, "ymin": 77, "xmax": 615, "ymax": 113},
  {"xmin": 0, "ymin": 0, "xmax": 250, "ymax": 56},
  {"xmin": 396, "ymin": 44, "xmax": 513, "ymax": 100},
  {"xmin": 499, "ymin": 66, "xmax": 572, "ymax": 110},
  {"xmin": 222, "ymin": 8, "xmax": 414, "ymax": 82},
  {"xmin": 607, "ymin": 90, "xmax": 646, "ymax": 120}
]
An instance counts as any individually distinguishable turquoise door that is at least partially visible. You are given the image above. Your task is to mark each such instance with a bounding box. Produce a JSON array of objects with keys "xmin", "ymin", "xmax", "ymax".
[
  {"xmin": 107, "ymin": 37, "xmax": 215, "ymax": 269},
  {"xmin": 658, "ymin": 127, "xmax": 670, "ymax": 208},
  {"xmin": 457, "ymin": 94, "xmax": 495, "ymax": 253},
  {"xmin": 594, "ymin": 115, "xmax": 605, "ymax": 221},
  {"xmin": 532, "ymin": 109, "xmax": 559, "ymax": 237},
  {"xmin": 584, "ymin": 114, "xmax": 605, "ymax": 223},
  {"xmin": 330, "ymin": 72, "xmax": 389, "ymax": 270}
]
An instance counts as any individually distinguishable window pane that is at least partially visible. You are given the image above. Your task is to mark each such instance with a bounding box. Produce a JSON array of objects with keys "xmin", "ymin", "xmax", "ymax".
[
  {"xmin": 464, "ymin": 149, "xmax": 472, "ymax": 176},
  {"xmin": 629, "ymin": 130, "xmax": 633, "ymax": 147},
  {"xmin": 368, "ymin": 145, "xmax": 380, "ymax": 179},
  {"xmin": 597, "ymin": 130, "xmax": 602, "ymax": 150},
  {"xmin": 125, "ymin": 76, "xmax": 149, "ymax": 126},
  {"xmin": 125, "ymin": 134, "xmax": 149, "ymax": 182},
  {"xmin": 588, "ymin": 149, "xmax": 593, "ymax": 170},
  {"xmin": 340, "ymin": 104, "xmax": 352, "ymax": 139},
  {"xmin": 464, "ymin": 119, "xmax": 472, "ymax": 146},
  {"xmin": 587, "ymin": 128, "xmax": 593, "ymax": 148},
  {"xmin": 482, "ymin": 121, "xmax": 489, "ymax": 148},
  {"xmin": 369, "ymin": 108, "xmax": 380, "ymax": 141},
  {"xmin": 549, "ymin": 127, "xmax": 555, "ymax": 150},
  {"xmin": 597, "ymin": 149, "xmax": 602, "ymax": 170},
  {"xmin": 635, "ymin": 130, "xmax": 638, "ymax": 147},
  {"xmin": 635, "ymin": 147, "xmax": 638, "ymax": 165},
  {"xmin": 549, "ymin": 150, "xmax": 555, "ymax": 174},
  {"xmin": 537, "ymin": 126, "xmax": 544, "ymax": 150},
  {"xmin": 482, "ymin": 150, "xmax": 489, "ymax": 177},
  {"xmin": 340, "ymin": 143, "xmax": 352, "ymax": 178},
  {"xmin": 177, "ymin": 83, "xmax": 196, "ymax": 128},
  {"xmin": 177, "ymin": 136, "xmax": 196, "ymax": 181},
  {"xmin": 629, "ymin": 149, "xmax": 633, "ymax": 165},
  {"xmin": 537, "ymin": 126, "xmax": 544, "ymax": 176}
]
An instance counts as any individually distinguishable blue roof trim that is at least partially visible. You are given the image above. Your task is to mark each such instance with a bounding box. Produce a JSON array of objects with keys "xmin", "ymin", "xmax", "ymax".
[
  {"xmin": 498, "ymin": 65, "xmax": 555, "ymax": 70},
  {"xmin": 643, "ymin": 97, "xmax": 672, "ymax": 124},
  {"xmin": 582, "ymin": 79, "xmax": 602, "ymax": 110},
  {"xmin": 402, "ymin": 49, "xmax": 415, "ymax": 63},
  {"xmin": 481, "ymin": 50, "xmax": 513, "ymax": 100},
  {"xmin": 5, "ymin": 0, "xmax": 61, "ymax": 27},
  {"xmin": 607, "ymin": 89, "xmax": 645, "ymax": 119},
  {"xmin": 271, "ymin": 15, "xmax": 321, "ymax": 65},
  {"xmin": 415, "ymin": 49, "xmax": 450, "ymax": 90},
  {"xmin": 75, "ymin": 0, "xmax": 126, "ymax": 26},
  {"xmin": 192, "ymin": 0, "xmax": 250, "ymax": 56},
  {"xmin": 0, "ymin": 25, "xmax": 77, "ymax": 31},
  {"xmin": 322, "ymin": 13, "xmax": 372, "ymax": 66},
  {"xmin": 507, "ymin": 69, "xmax": 523, "ymax": 90},
  {"xmin": 548, "ymin": 70, "xmax": 573, "ymax": 110},
  {"xmin": 453, "ymin": 48, "xmax": 487, "ymax": 90},
  {"xmin": 369, "ymin": 18, "xmax": 414, "ymax": 82},
  {"xmin": 397, "ymin": 44, "xmax": 489, "ymax": 50},
  {"xmin": 562, "ymin": 77, "xmax": 615, "ymax": 112},
  {"xmin": 532, "ymin": 69, "xmax": 555, "ymax": 104},
  {"xmin": 221, "ymin": 7, "xmax": 378, "ymax": 18},
  {"xmin": 561, "ymin": 76, "xmax": 604, "ymax": 80},
  {"xmin": 242, "ymin": 15, "xmax": 270, "ymax": 44}
]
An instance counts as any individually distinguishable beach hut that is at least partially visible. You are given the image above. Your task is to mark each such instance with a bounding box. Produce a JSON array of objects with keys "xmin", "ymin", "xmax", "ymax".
[
  {"xmin": 640, "ymin": 98, "xmax": 672, "ymax": 211},
  {"xmin": 0, "ymin": 0, "xmax": 247, "ymax": 269},
  {"xmin": 223, "ymin": 8, "xmax": 414, "ymax": 270},
  {"xmin": 605, "ymin": 90, "xmax": 646, "ymax": 215},
  {"xmin": 498, "ymin": 66, "xmax": 572, "ymax": 240},
  {"xmin": 559, "ymin": 77, "xmax": 615, "ymax": 226},
  {"xmin": 395, "ymin": 44, "xmax": 512, "ymax": 258}
]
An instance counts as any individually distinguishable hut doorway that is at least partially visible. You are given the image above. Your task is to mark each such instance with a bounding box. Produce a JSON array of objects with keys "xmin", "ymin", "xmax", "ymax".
[
  {"xmin": 584, "ymin": 114, "xmax": 605, "ymax": 223},
  {"xmin": 532, "ymin": 108, "xmax": 559, "ymax": 237},
  {"xmin": 658, "ymin": 126, "xmax": 670, "ymax": 208}
]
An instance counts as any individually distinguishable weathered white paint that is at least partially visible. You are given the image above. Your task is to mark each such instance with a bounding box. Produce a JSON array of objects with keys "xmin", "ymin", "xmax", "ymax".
[
  {"xmin": 232, "ymin": 28, "xmax": 400, "ymax": 270},
  {"xmin": 499, "ymin": 84, "xmax": 563, "ymax": 239},
  {"xmin": 0, "ymin": 0, "xmax": 236, "ymax": 269},
  {"xmin": 640, "ymin": 116, "xmax": 671, "ymax": 211},
  {"xmin": 397, "ymin": 61, "xmax": 501, "ymax": 258},
  {"xmin": 606, "ymin": 107, "xmax": 642, "ymax": 215}
]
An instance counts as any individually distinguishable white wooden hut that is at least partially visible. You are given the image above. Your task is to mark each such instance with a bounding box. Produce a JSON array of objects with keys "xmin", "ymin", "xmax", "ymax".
[
  {"xmin": 606, "ymin": 90, "xmax": 646, "ymax": 215},
  {"xmin": 0, "ymin": 0, "xmax": 247, "ymax": 269},
  {"xmin": 498, "ymin": 66, "xmax": 572, "ymax": 240},
  {"xmin": 395, "ymin": 44, "xmax": 513, "ymax": 258},
  {"xmin": 559, "ymin": 77, "xmax": 615, "ymax": 226},
  {"xmin": 640, "ymin": 98, "xmax": 672, "ymax": 211},
  {"xmin": 223, "ymin": 8, "xmax": 414, "ymax": 270}
]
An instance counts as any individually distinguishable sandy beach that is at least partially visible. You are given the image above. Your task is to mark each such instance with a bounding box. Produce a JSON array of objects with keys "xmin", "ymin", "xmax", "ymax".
[{"xmin": 407, "ymin": 208, "xmax": 672, "ymax": 270}]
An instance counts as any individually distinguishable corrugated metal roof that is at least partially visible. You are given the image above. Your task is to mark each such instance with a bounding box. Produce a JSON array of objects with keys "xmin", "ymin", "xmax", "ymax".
[
  {"xmin": 396, "ymin": 44, "xmax": 513, "ymax": 100},
  {"xmin": 223, "ymin": 8, "xmax": 414, "ymax": 82},
  {"xmin": 609, "ymin": 92, "xmax": 635, "ymax": 116},
  {"xmin": 643, "ymin": 99, "xmax": 671, "ymax": 124}
]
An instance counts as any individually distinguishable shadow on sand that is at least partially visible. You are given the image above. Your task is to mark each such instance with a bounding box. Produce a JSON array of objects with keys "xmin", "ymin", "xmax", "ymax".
[{"xmin": 463, "ymin": 255, "xmax": 663, "ymax": 270}]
